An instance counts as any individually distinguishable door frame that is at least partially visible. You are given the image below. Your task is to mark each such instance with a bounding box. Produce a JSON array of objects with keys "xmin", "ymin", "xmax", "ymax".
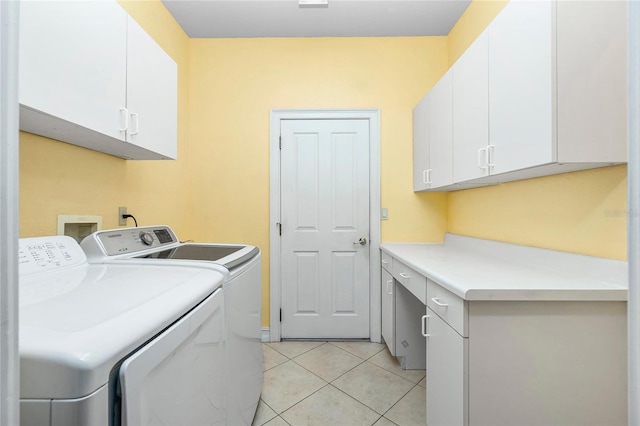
[
  {"xmin": 269, "ymin": 109, "xmax": 381, "ymax": 343},
  {"xmin": 0, "ymin": 0, "xmax": 21, "ymax": 423}
]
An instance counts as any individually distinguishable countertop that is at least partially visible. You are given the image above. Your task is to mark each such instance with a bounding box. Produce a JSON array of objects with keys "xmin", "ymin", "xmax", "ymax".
[{"xmin": 381, "ymin": 234, "xmax": 628, "ymax": 302}]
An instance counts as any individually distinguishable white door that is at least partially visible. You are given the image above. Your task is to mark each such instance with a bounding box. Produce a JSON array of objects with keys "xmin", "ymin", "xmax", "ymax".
[{"xmin": 280, "ymin": 119, "xmax": 370, "ymax": 339}]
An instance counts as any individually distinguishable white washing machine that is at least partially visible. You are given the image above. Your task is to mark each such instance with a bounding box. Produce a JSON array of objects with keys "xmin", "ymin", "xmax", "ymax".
[
  {"xmin": 18, "ymin": 235, "xmax": 226, "ymax": 426},
  {"xmin": 81, "ymin": 225, "xmax": 263, "ymax": 426}
]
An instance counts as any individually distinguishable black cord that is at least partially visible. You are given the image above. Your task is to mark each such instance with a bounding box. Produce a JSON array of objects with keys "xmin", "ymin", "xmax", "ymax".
[{"xmin": 123, "ymin": 214, "xmax": 138, "ymax": 227}]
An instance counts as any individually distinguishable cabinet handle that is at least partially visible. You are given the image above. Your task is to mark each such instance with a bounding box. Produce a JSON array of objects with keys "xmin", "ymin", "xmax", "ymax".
[
  {"xmin": 423, "ymin": 169, "xmax": 432, "ymax": 185},
  {"xmin": 399, "ymin": 272, "xmax": 410, "ymax": 279},
  {"xmin": 129, "ymin": 112, "xmax": 139, "ymax": 136},
  {"xmin": 487, "ymin": 144, "xmax": 495, "ymax": 169},
  {"xmin": 381, "ymin": 259, "xmax": 389, "ymax": 265},
  {"xmin": 386, "ymin": 280, "xmax": 393, "ymax": 295},
  {"xmin": 478, "ymin": 147, "xmax": 488, "ymax": 170},
  {"xmin": 119, "ymin": 107, "xmax": 129, "ymax": 132},
  {"xmin": 431, "ymin": 297, "xmax": 449, "ymax": 307},
  {"xmin": 421, "ymin": 314, "xmax": 430, "ymax": 337}
]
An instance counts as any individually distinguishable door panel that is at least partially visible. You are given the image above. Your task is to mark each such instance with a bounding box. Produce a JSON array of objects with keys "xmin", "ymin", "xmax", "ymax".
[{"xmin": 281, "ymin": 119, "xmax": 370, "ymax": 338}]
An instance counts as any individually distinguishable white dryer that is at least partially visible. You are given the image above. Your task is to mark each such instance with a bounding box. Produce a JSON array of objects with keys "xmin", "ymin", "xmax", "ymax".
[
  {"xmin": 19, "ymin": 235, "xmax": 226, "ymax": 426},
  {"xmin": 81, "ymin": 225, "xmax": 263, "ymax": 426}
]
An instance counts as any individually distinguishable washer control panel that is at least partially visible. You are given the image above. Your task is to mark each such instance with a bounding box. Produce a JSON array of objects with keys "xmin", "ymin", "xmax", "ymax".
[
  {"xmin": 81, "ymin": 225, "xmax": 179, "ymax": 257},
  {"xmin": 19, "ymin": 235, "xmax": 86, "ymax": 276}
]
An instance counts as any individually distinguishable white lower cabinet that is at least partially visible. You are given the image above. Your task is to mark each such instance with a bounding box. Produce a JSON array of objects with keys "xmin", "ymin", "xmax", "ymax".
[
  {"xmin": 423, "ymin": 288, "xmax": 627, "ymax": 426},
  {"xmin": 425, "ymin": 306, "xmax": 468, "ymax": 426},
  {"xmin": 381, "ymin": 267, "xmax": 395, "ymax": 356},
  {"xmin": 382, "ymin": 242, "xmax": 627, "ymax": 425}
]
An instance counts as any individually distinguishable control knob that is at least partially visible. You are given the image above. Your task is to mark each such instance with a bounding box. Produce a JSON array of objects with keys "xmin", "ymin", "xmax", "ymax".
[{"xmin": 139, "ymin": 231, "xmax": 154, "ymax": 246}]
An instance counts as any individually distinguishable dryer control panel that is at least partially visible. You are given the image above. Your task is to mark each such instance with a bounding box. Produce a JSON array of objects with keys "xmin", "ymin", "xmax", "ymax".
[
  {"xmin": 81, "ymin": 225, "xmax": 179, "ymax": 257},
  {"xmin": 19, "ymin": 235, "xmax": 87, "ymax": 276}
]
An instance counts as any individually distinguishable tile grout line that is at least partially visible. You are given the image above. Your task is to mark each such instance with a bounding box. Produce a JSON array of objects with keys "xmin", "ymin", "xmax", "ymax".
[
  {"xmin": 326, "ymin": 341, "xmax": 387, "ymax": 361},
  {"xmin": 266, "ymin": 341, "xmax": 328, "ymax": 360},
  {"xmin": 322, "ymin": 342, "xmax": 426, "ymax": 385},
  {"xmin": 380, "ymin": 382, "xmax": 424, "ymax": 423}
]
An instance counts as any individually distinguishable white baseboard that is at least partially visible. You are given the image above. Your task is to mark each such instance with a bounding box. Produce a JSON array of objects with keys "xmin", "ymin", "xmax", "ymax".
[{"xmin": 261, "ymin": 327, "xmax": 270, "ymax": 342}]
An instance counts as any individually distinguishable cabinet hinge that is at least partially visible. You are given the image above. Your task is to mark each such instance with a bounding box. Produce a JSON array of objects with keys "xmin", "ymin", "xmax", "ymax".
[
  {"xmin": 280, "ymin": 309, "xmax": 282, "ymax": 322},
  {"xmin": 279, "ymin": 135, "xmax": 282, "ymax": 149}
]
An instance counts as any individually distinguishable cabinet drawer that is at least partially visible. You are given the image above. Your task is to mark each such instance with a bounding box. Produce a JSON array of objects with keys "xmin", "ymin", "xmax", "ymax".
[
  {"xmin": 427, "ymin": 279, "xmax": 467, "ymax": 337},
  {"xmin": 381, "ymin": 251, "xmax": 392, "ymax": 272},
  {"xmin": 392, "ymin": 259, "xmax": 426, "ymax": 304}
]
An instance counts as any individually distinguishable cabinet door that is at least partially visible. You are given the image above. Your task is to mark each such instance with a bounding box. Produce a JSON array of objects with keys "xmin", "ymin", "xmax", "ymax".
[
  {"xmin": 453, "ymin": 30, "xmax": 489, "ymax": 183},
  {"xmin": 488, "ymin": 1, "xmax": 554, "ymax": 175},
  {"xmin": 413, "ymin": 94, "xmax": 430, "ymax": 191},
  {"xmin": 556, "ymin": 0, "xmax": 627, "ymax": 163},
  {"xmin": 426, "ymin": 307, "xmax": 468, "ymax": 426},
  {"xmin": 126, "ymin": 17, "xmax": 178, "ymax": 160},
  {"xmin": 381, "ymin": 268, "xmax": 395, "ymax": 356},
  {"xmin": 428, "ymin": 70, "xmax": 453, "ymax": 188},
  {"xmin": 19, "ymin": 0, "xmax": 127, "ymax": 141}
]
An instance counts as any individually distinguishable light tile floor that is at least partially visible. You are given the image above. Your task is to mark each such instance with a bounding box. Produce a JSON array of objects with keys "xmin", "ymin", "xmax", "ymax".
[{"xmin": 252, "ymin": 341, "xmax": 426, "ymax": 426}]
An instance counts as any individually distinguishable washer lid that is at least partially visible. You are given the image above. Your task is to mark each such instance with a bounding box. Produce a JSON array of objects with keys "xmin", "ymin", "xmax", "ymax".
[
  {"xmin": 19, "ymin": 263, "xmax": 224, "ymax": 400},
  {"xmin": 135, "ymin": 244, "xmax": 260, "ymax": 270}
]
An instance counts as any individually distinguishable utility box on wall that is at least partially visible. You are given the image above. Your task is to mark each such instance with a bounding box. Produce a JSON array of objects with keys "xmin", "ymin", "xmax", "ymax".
[{"xmin": 57, "ymin": 215, "xmax": 102, "ymax": 243}]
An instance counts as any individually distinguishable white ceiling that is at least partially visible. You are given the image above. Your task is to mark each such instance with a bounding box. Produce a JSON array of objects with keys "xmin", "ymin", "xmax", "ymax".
[{"xmin": 161, "ymin": 0, "xmax": 472, "ymax": 38}]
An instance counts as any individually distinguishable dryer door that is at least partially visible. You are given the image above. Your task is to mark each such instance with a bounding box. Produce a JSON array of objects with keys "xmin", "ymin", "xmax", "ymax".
[{"xmin": 118, "ymin": 288, "xmax": 225, "ymax": 426}]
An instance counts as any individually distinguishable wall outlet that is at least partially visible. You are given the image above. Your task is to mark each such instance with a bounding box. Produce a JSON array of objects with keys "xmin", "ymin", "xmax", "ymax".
[{"xmin": 118, "ymin": 206, "xmax": 127, "ymax": 226}]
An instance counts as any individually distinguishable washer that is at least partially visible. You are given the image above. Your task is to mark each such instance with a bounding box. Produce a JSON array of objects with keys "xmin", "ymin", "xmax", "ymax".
[
  {"xmin": 81, "ymin": 225, "xmax": 263, "ymax": 426},
  {"xmin": 19, "ymin": 235, "xmax": 226, "ymax": 426}
]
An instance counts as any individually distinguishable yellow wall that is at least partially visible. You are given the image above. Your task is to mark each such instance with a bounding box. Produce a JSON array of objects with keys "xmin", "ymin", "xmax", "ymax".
[
  {"xmin": 447, "ymin": 0, "xmax": 508, "ymax": 64},
  {"xmin": 188, "ymin": 37, "xmax": 450, "ymax": 324},
  {"xmin": 445, "ymin": 0, "xmax": 628, "ymax": 260},
  {"xmin": 19, "ymin": 0, "xmax": 194, "ymax": 239}
]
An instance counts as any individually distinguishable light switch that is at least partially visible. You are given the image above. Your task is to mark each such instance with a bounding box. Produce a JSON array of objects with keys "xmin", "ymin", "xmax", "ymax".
[{"xmin": 381, "ymin": 208, "xmax": 389, "ymax": 220}]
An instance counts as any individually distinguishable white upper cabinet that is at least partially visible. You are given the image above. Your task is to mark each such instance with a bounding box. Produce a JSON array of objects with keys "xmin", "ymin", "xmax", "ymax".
[
  {"xmin": 19, "ymin": 0, "xmax": 177, "ymax": 160},
  {"xmin": 452, "ymin": 30, "xmax": 489, "ymax": 183},
  {"xmin": 413, "ymin": 94, "xmax": 430, "ymax": 191},
  {"xmin": 413, "ymin": 69, "xmax": 453, "ymax": 191},
  {"xmin": 125, "ymin": 18, "xmax": 178, "ymax": 160},
  {"xmin": 555, "ymin": 0, "xmax": 627, "ymax": 163},
  {"xmin": 415, "ymin": 0, "xmax": 627, "ymax": 191},
  {"xmin": 488, "ymin": 1, "xmax": 554, "ymax": 176},
  {"xmin": 19, "ymin": 1, "xmax": 127, "ymax": 142},
  {"xmin": 429, "ymin": 71, "xmax": 453, "ymax": 188}
]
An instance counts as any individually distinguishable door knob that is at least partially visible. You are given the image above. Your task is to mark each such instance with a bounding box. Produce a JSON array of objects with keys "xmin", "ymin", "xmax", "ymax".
[{"xmin": 353, "ymin": 237, "xmax": 367, "ymax": 246}]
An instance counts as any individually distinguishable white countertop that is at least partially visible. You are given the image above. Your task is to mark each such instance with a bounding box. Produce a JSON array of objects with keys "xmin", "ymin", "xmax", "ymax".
[{"xmin": 381, "ymin": 234, "xmax": 628, "ymax": 302}]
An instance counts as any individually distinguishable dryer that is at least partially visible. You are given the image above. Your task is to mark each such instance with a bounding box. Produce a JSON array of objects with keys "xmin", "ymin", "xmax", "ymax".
[
  {"xmin": 19, "ymin": 235, "xmax": 226, "ymax": 426},
  {"xmin": 81, "ymin": 225, "xmax": 263, "ymax": 426}
]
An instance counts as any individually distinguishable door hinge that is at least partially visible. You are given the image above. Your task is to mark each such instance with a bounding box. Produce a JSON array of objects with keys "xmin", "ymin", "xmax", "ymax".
[
  {"xmin": 280, "ymin": 309, "xmax": 282, "ymax": 322},
  {"xmin": 277, "ymin": 222, "xmax": 282, "ymax": 236},
  {"xmin": 279, "ymin": 135, "xmax": 282, "ymax": 149}
]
